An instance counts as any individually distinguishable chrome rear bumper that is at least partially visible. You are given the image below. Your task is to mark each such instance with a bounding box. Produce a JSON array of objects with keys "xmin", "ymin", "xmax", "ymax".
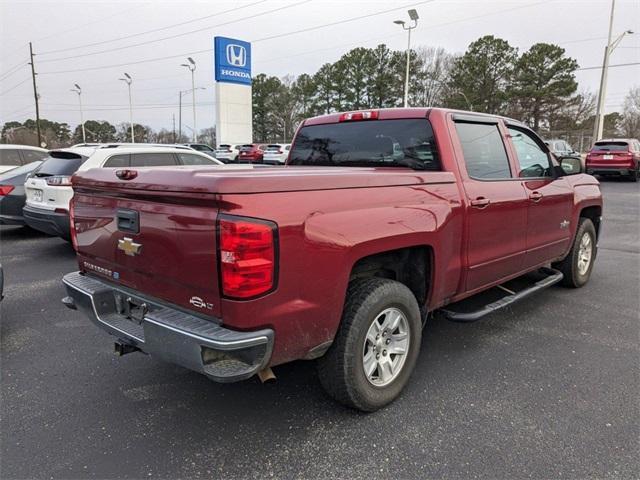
[{"xmin": 62, "ymin": 271, "xmax": 273, "ymax": 382}]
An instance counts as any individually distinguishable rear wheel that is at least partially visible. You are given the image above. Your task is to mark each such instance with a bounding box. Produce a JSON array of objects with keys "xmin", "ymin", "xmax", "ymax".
[
  {"xmin": 317, "ymin": 278, "xmax": 422, "ymax": 412},
  {"xmin": 630, "ymin": 168, "xmax": 638, "ymax": 182},
  {"xmin": 554, "ymin": 218, "xmax": 597, "ymax": 288}
]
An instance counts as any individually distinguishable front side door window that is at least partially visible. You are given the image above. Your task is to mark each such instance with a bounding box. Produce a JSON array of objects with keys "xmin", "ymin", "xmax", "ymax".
[{"xmin": 508, "ymin": 127, "xmax": 552, "ymax": 178}]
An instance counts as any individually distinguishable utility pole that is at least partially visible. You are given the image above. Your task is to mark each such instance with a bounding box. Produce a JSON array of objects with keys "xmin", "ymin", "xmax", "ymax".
[
  {"xmin": 394, "ymin": 9, "xmax": 419, "ymax": 108},
  {"xmin": 593, "ymin": 0, "xmax": 616, "ymax": 143},
  {"xmin": 119, "ymin": 73, "xmax": 134, "ymax": 143},
  {"xmin": 71, "ymin": 84, "xmax": 85, "ymax": 143},
  {"xmin": 172, "ymin": 114, "xmax": 176, "ymax": 143},
  {"xmin": 28, "ymin": 42, "xmax": 42, "ymax": 147},
  {"xmin": 178, "ymin": 91, "xmax": 182, "ymax": 142},
  {"xmin": 181, "ymin": 57, "xmax": 197, "ymax": 142}
]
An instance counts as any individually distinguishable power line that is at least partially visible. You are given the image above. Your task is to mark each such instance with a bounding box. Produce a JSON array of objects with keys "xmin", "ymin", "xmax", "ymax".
[
  {"xmin": 38, "ymin": 0, "xmax": 434, "ymax": 75},
  {"xmin": 0, "ymin": 78, "xmax": 30, "ymax": 96},
  {"xmin": 0, "ymin": 62, "xmax": 28, "ymax": 82},
  {"xmin": 38, "ymin": 0, "xmax": 269, "ymax": 57},
  {"xmin": 576, "ymin": 62, "xmax": 640, "ymax": 71}
]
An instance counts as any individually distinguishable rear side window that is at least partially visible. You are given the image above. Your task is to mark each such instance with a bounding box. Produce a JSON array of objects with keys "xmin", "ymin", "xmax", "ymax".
[
  {"xmin": 103, "ymin": 154, "xmax": 130, "ymax": 167},
  {"xmin": 0, "ymin": 149, "xmax": 22, "ymax": 166},
  {"xmin": 593, "ymin": 142, "xmax": 629, "ymax": 152},
  {"xmin": 22, "ymin": 149, "xmax": 48, "ymax": 162},
  {"xmin": 34, "ymin": 156, "xmax": 85, "ymax": 177},
  {"xmin": 130, "ymin": 153, "xmax": 177, "ymax": 167},
  {"xmin": 177, "ymin": 153, "xmax": 215, "ymax": 165},
  {"xmin": 289, "ymin": 118, "xmax": 440, "ymax": 170},
  {"xmin": 455, "ymin": 122, "xmax": 511, "ymax": 179}
]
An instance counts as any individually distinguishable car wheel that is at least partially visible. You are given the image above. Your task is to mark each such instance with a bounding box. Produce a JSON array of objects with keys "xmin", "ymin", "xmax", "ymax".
[
  {"xmin": 317, "ymin": 277, "xmax": 422, "ymax": 412},
  {"xmin": 631, "ymin": 169, "xmax": 638, "ymax": 182},
  {"xmin": 554, "ymin": 218, "xmax": 597, "ymax": 288}
]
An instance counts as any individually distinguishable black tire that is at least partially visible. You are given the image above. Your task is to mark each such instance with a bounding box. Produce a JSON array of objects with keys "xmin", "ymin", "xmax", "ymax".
[
  {"xmin": 553, "ymin": 218, "xmax": 597, "ymax": 288},
  {"xmin": 630, "ymin": 169, "xmax": 638, "ymax": 182},
  {"xmin": 317, "ymin": 277, "xmax": 422, "ymax": 412}
]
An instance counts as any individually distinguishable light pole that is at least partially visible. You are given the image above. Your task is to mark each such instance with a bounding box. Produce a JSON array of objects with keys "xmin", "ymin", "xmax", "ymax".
[
  {"xmin": 394, "ymin": 9, "xmax": 419, "ymax": 108},
  {"xmin": 181, "ymin": 57, "xmax": 197, "ymax": 142},
  {"xmin": 178, "ymin": 87, "xmax": 205, "ymax": 143},
  {"xmin": 592, "ymin": 0, "xmax": 634, "ymax": 142},
  {"xmin": 119, "ymin": 72, "xmax": 134, "ymax": 143},
  {"xmin": 70, "ymin": 83, "xmax": 86, "ymax": 144}
]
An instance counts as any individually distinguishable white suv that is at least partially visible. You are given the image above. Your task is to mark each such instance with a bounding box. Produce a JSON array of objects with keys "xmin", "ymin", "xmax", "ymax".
[
  {"xmin": 263, "ymin": 144, "xmax": 291, "ymax": 164},
  {"xmin": 23, "ymin": 145, "xmax": 222, "ymax": 240},
  {"xmin": 214, "ymin": 144, "xmax": 242, "ymax": 163},
  {"xmin": 0, "ymin": 145, "xmax": 49, "ymax": 173}
]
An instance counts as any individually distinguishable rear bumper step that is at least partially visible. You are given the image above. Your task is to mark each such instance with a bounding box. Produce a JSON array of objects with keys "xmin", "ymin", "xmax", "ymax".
[
  {"xmin": 62, "ymin": 271, "xmax": 274, "ymax": 382},
  {"xmin": 440, "ymin": 267, "xmax": 564, "ymax": 322}
]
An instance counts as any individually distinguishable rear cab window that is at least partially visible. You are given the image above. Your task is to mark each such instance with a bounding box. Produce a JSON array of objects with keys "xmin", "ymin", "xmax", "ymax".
[{"xmin": 289, "ymin": 118, "xmax": 440, "ymax": 170}]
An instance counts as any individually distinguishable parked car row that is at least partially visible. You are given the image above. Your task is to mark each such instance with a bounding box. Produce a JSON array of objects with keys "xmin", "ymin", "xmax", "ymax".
[
  {"xmin": 214, "ymin": 143, "xmax": 291, "ymax": 164},
  {"xmin": 1, "ymin": 143, "xmax": 223, "ymax": 240}
]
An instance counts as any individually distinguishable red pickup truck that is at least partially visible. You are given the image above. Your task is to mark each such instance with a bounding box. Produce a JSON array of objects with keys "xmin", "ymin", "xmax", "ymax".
[{"xmin": 62, "ymin": 108, "xmax": 603, "ymax": 411}]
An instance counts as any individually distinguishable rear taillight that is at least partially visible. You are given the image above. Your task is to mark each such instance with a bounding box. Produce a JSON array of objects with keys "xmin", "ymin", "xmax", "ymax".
[
  {"xmin": 339, "ymin": 110, "xmax": 379, "ymax": 122},
  {"xmin": 0, "ymin": 185, "xmax": 14, "ymax": 196},
  {"xmin": 46, "ymin": 175, "xmax": 72, "ymax": 186},
  {"xmin": 218, "ymin": 215, "xmax": 277, "ymax": 299},
  {"xmin": 69, "ymin": 198, "xmax": 78, "ymax": 251}
]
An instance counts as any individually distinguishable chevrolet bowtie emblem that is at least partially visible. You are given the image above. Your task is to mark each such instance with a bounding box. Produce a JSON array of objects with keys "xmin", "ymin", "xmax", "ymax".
[{"xmin": 118, "ymin": 237, "xmax": 142, "ymax": 256}]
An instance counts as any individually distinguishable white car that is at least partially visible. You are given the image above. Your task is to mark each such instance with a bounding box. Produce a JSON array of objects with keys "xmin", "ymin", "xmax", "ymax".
[
  {"xmin": 23, "ymin": 145, "xmax": 222, "ymax": 240},
  {"xmin": 263, "ymin": 144, "xmax": 291, "ymax": 165},
  {"xmin": 214, "ymin": 144, "xmax": 242, "ymax": 163},
  {"xmin": 0, "ymin": 145, "xmax": 49, "ymax": 173}
]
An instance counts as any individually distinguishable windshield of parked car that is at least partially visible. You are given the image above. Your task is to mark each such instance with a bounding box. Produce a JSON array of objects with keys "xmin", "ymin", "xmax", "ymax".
[
  {"xmin": 288, "ymin": 119, "xmax": 440, "ymax": 170},
  {"xmin": 592, "ymin": 141, "xmax": 629, "ymax": 152},
  {"xmin": 33, "ymin": 155, "xmax": 85, "ymax": 177}
]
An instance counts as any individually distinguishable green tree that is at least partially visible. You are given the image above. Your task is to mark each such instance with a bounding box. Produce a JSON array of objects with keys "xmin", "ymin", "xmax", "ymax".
[
  {"xmin": 252, "ymin": 73, "xmax": 285, "ymax": 142},
  {"xmin": 73, "ymin": 120, "xmax": 116, "ymax": 143},
  {"xmin": 313, "ymin": 63, "xmax": 336, "ymax": 114},
  {"xmin": 291, "ymin": 73, "xmax": 316, "ymax": 119},
  {"xmin": 338, "ymin": 47, "xmax": 374, "ymax": 110},
  {"xmin": 511, "ymin": 43, "xmax": 578, "ymax": 131},
  {"xmin": 367, "ymin": 44, "xmax": 400, "ymax": 108},
  {"xmin": 444, "ymin": 35, "xmax": 517, "ymax": 114}
]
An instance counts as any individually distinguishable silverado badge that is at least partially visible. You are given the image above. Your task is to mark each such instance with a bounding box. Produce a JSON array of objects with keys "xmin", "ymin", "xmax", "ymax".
[{"xmin": 117, "ymin": 237, "xmax": 142, "ymax": 256}]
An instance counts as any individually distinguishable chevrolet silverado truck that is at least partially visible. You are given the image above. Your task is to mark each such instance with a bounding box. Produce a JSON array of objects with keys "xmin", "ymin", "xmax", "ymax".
[{"xmin": 62, "ymin": 108, "xmax": 603, "ymax": 411}]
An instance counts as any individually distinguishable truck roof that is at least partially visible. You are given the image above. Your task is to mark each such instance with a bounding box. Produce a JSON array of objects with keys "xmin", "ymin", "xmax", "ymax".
[{"xmin": 302, "ymin": 107, "xmax": 526, "ymax": 128}]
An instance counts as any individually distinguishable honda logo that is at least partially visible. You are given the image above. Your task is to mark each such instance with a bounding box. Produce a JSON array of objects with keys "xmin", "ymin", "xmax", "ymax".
[{"xmin": 226, "ymin": 44, "xmax": 246, "ymax": 67}]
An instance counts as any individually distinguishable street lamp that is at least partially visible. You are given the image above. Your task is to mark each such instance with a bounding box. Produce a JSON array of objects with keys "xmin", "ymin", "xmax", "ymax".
[
  {"xmin": 394, "ymin": 8, "xmax": 419, "ymax": 108},
  {"xmin": 593, "ymin": 0, "xmax": 634, "ymax": 141},
  {"xmin": 70, "ymin": 83, "xmax": 85, "ymax": 144},
  {"xmin": 119, "ymin": 72, "xmax": 134, "ymax": 143},
  {"xmin": 181, "ymin": 57, "xmax": 197, "ymax": 142},
  {"xmin": 178, "ymin": 87, "xmax": 205, "ymax": 143}
]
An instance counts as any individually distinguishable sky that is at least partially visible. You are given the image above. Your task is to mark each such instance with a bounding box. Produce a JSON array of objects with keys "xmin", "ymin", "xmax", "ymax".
[{"xmin": 1, "ymin": 0, "xmax": 639, "ymax": 132}]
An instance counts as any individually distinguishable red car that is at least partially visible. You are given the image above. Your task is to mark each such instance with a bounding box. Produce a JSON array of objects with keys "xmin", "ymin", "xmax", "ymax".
[
  {"xmin": 586, "ymin": 138, "xmax": 640, "ymax": 182},
  {"xmin": 63, "ymin": 108, "xmax": 602, "ymax": 411},
  {"xmin": 238, "ymin": 144, "xmax": 267, "ymax": 163}
]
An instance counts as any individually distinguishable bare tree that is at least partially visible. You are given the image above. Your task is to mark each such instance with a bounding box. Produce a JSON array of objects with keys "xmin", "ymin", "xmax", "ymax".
[
  {"xmin": 620, "ymin": 86, "xmax": 640, "ymax": 139},
  {"xmin": 412, "ymin": 46, "xmax": 455, "ymax": 107}
]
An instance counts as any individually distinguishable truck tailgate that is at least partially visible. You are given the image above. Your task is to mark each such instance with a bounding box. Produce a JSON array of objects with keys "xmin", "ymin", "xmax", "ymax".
[{"xmin": 72, "ymin": 172, "xmax": 222, "ymax": 318}]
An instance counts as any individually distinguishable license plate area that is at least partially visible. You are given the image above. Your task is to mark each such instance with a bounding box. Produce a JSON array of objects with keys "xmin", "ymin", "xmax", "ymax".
[
  {"xmin": 603, "ymin": 154, "xmax": 613, "ymax": 160},
  {"xmin": 33, "ymin": 189, "xmax": 43, "ymax": 202}
]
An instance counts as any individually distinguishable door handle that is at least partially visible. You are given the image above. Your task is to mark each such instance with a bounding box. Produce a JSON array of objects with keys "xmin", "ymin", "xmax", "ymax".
[
  {"xmin": 470, "ymin": 197, "xmax": 491, "ymax": 209},
  {"xmin": 529, "ymin": 191, "xmax": 543, "ymax": 202}
]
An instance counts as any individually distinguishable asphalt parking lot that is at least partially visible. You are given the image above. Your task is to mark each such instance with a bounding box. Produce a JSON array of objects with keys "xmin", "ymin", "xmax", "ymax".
[{"xmin": 1, "ymin": 180, "xmax": 638, "ymax": 479}]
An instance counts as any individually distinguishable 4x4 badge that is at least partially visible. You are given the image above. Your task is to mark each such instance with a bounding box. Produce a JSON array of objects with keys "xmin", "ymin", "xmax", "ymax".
[
  {"xmin": 118, "ymin": 237, "xmax": 142, "ymax": 256},
  {"xmin": 560, "ymin": 220, "xmax": 570, "ymax": 229}
]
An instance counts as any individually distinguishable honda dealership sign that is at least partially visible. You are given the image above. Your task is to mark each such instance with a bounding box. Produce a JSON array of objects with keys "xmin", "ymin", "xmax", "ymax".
[
  {"xmin": 214, "ymin": 36, "xmax": 253, "ymax": 147},
  {"xmin": 214, "ymin": 37, "xmax": 252, "ymax": 85}
]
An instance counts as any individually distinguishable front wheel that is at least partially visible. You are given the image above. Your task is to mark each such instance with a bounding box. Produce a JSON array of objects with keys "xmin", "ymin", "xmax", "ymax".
[
  {"xmin": 553, "ymin": 218, "xmax": 597, "ymax": 288},
  {"xmin": 317, "ymin": 278, "xmax": 422, "ymax": 411}
]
